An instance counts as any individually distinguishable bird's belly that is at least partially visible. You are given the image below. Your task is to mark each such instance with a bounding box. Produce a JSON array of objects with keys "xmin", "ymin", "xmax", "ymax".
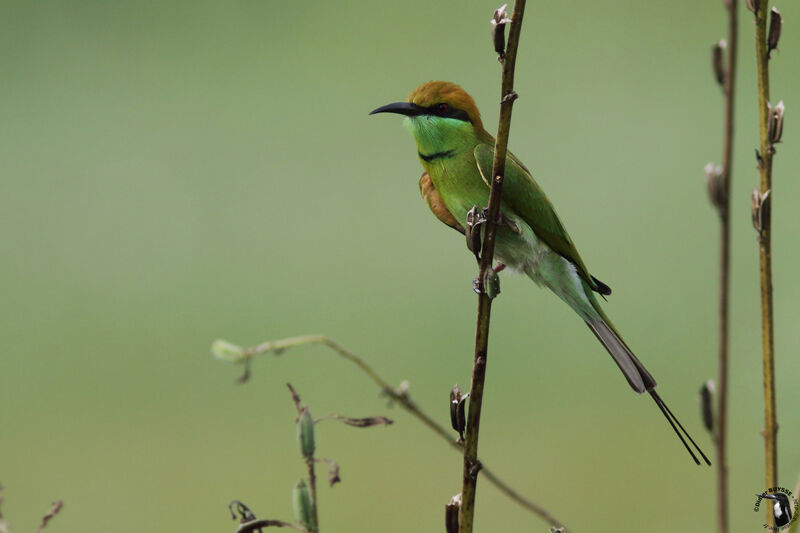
[
  {"xmin": 428, "ymin": 165, "xmax": 592, "ymax": 314},
  {"xmin": 493, "ymin": 217, "xmax": 547, "ymax": 274},
  {"xmin": 495, "ymin": 218, "xmax": 596, "ymax": 318}
]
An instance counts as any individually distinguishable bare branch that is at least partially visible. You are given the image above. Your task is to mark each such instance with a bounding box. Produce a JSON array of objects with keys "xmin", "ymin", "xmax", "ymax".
[
  {"xmin": 212, "ymin": 334, "xmax": 569, "ymax": 530},
  {"xmin": 705, "ymin": 1, "xmax": 738, "ymax": 531},
  {"xmin": 460, "ymin": 2, "xmax": 526, "ymax": 532}
]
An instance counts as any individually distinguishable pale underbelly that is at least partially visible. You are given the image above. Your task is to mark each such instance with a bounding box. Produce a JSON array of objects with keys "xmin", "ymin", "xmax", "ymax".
[{"xmin": 430, "ymin": 170, "xmax": 597, "ymax": 318}]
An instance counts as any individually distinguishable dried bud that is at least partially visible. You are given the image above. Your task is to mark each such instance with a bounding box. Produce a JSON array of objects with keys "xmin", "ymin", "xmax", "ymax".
[
  {"xmin": 746, "ymin": 0, "xmax": 760, "ymax": 14},
  {"xmin": 491, "ymin": 4, "xmax": 511, "ymax": 59},
  {"xmin": 396, "ymin": 380, "xmax": 410, "ymax": 397},
  {"xmin": 712, "ymin": 40, "xmax": 726, "ymax": 87},
  {"xmin": 211, "ymin": 339, "xmax": 244, "ymax": 362},
  {"xmin": 297, "ymin": 408, "xmax": 316, "ymax": 460},
  {"xmin": 324, "ymin": 460, "xmax": 341, "ymax": 486},
  {"xmin": 751, "ymin": 188, "xmax": 771, "ymax": 237},
  {"xmin": 699, "ymin": 380, "xmax": 715, "ymax": 433},
  {"xmin": 704, "ymin": 163, "xmax": 725, "ymax": 209},
  {"xmin": 768, "ymin": 8, "xmax": 782, "ymax": 58},
  {"xmin": 445, "ymin": 493, "xmax": 461, "ymax": 533},
  {"xmin": 449, "ymin": 385, "xmax": 468, "ymax": 441},
  {"xmin": 292, "ymin": 479, "xmax": 315, "ymax": 531},
  {"xmin": 767, "ymin": 100, "xmax": 785, "ymax": 146}
]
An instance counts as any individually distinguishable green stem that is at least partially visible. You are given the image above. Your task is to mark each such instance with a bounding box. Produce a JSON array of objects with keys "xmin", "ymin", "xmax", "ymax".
[
  {"xmin": 752, "ymin": 1, "xmax": 777, "ymax": 527},
  {"xmin": 714, "ymin": 2, "xmax": 737, "ymax": 532},
  {"xmin": 306, "ymin": 460, "xmax": 318, "ymax": 532}
]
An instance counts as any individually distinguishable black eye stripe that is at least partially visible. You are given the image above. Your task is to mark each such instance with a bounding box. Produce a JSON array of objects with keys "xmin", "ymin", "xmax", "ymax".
[{"xmin": 426, "ymin": 104, "xmax": 472, "ymax": 123}]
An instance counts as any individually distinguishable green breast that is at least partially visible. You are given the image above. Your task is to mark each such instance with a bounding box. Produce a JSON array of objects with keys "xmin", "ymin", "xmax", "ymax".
[{"xmin": 423, "ymin": 151, "xmax": 490, "ymax": 226}]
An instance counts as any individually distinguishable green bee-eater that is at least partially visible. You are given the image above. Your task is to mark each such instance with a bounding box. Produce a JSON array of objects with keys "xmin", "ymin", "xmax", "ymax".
[{"xmin": 371, "ymin": 81, "xmax": 709, "ymax": 465}]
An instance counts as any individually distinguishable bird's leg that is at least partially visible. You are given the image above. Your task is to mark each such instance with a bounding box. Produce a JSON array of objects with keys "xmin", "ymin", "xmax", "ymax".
[
  {"xmin": 499, "ymin": 213, "xmax": 520, "ymax": 234},
  {"xmin": 467, "ymin": 206, "xmax": 502, "ymax": 298},
  {"xmin": 473, "ymin": 268, "xmax": 501, "ymax": 298}
]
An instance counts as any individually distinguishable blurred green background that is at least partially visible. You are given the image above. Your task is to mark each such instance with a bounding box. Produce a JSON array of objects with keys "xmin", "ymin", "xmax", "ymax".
[{"xmin": 2, "ymin": 1, "xmax": 799, "ymax": 531}]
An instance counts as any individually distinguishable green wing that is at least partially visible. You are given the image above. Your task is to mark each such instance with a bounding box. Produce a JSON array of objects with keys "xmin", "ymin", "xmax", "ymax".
[{"xmin": 474, "ymin": 143, "xmax": 609, "ymax": 294}]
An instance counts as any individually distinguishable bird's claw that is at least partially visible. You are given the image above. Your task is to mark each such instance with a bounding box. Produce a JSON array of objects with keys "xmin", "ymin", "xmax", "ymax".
[
  {"xmin": 465, "ymin": 206, "xmax": 488, "ymax": 262},
  {"xmin": 472, "ymin": 269, "xmax": 501, "ymax": 298}
]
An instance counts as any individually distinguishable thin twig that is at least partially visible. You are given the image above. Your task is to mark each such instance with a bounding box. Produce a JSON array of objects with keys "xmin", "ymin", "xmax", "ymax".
[
  {"xmin": 305, "ymin": 462, "xmax": 318, "ymax": 533},
  {"xmin": 236, "ymin": 520, "xmax": 307, "ymax": 533},
  {"xmin": 460, "ymin": 3, "xmax": 526, "ymax": 532},
  {"xmin": 708, "ymin": 2, "xmax": 737, "ymax": 532},
  {"xmin": 751, "ymin": 1, "xmax": 779, "ymax": 527},
  {"xmin": 35, "ymin": 501, "xmax": 63, "ymax": 533},
  {"xmin": 212, "ymin": 334, "xmax": 569, "ymax": 531}
]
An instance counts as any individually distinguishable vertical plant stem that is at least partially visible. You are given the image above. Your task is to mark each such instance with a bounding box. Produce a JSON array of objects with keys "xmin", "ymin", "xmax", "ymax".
[
  {"xmin": 460, "ymin": 2, "xmax": 526, "ymax": 532},
  {"xmin": 307, "ymin": 460, "xmax": 319, "ymax": 532},
  {"xmin": 752, "ymin": 1, "xmax": 777, "ymax": 526},
  {"xmin": 715, "ymin": 3, "xmax": 737, "ymax": 532}
]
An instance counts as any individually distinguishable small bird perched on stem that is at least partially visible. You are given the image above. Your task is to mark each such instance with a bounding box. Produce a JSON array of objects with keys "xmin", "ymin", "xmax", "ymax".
[{"xmin": 371, "ymin": 81, "xmax": 710, "ymax": 466}]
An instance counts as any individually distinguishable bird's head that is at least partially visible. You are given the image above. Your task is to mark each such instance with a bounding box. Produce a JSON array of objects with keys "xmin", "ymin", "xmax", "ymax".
[{"xmin": 371, "ymin": 81, "xmax": 484, "ymax": 157}]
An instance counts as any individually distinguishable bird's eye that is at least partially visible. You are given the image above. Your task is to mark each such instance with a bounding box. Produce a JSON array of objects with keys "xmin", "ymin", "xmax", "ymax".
[{"xmin": 436, "ymin": 103, "xmax": 449, "ymax": 114}]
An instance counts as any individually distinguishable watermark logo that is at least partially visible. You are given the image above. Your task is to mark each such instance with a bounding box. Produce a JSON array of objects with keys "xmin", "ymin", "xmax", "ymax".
[{"xmin": 754, "ymin": 486, "xmax": 799, "ymax": 530}]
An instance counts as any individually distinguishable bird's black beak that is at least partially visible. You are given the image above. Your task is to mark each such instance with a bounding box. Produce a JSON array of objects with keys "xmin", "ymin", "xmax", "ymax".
[
  {"xmin": 760, "ymin": 494, "xmax": 778, "ymax": 501},
  {"xmin": 369, "ymin": 102, "xmax": 426, "ymax": 117}
]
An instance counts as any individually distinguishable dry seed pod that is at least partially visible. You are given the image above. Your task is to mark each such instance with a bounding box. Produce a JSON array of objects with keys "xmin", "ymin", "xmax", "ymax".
[
  {"xmin": 699, "ymin": 380, "xmax": 715, "ymax": 433},
  {"xmin": 491, "ymin": 4, "xmax": 511, "ymax": 59},
  {"xmin": 712, "ymin": 40, "xmax": 726, "ymax": 87},
  {"xmin": 767, "ymin": 100, "xmax": 785, "ymax": 145},
  {"xmin": 768, "ymin": 8, "xmax": 782, "ymax": 58}
]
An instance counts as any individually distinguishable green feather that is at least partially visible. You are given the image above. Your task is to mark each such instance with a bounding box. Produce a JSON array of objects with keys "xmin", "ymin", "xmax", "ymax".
[{"xmin": 473, "ymin": 143, "xmax": 598, "ymax": 291}]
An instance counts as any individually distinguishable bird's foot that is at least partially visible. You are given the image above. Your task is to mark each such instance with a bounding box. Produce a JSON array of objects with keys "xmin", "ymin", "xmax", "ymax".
[
  {"xmin": 473, "ymin": 269, "xmax": 501, "ymax": 299},
  {"xmin": 499, "ymin": 213, "xmax": 520, "ymax": 234},
  {"xmin": 493, "ymin": 262, "xmax": 506, "ymax": 273},
  {"xmin": 465, "ymin": 206, "xmax": 487, "ymax": 262}
]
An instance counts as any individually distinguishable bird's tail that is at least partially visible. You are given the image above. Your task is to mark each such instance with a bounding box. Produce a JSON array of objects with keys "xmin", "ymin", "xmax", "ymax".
[{"xmin": 585, "ymin": 315, "xmax": 711, "ymax": 466}]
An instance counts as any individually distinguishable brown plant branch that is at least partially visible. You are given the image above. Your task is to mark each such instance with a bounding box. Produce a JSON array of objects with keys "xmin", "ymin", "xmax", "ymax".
[
  {"xmin": 749, "ymin": 0, "xmax": 782, "ymax": 527},
  {"xmin": 705, "ymin": 2, "xmax": 738, "ymax": 532},
  {"xmin": 460, "ymin": 3, "xmax": 526, "ymax": 532},
  {"xmin": 212, "ymin": 334, "xmax": 569, "ymax": 531},
  {"xmin": 236, "ymin": 520, "xmax": 307, "ymax": 533}
]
